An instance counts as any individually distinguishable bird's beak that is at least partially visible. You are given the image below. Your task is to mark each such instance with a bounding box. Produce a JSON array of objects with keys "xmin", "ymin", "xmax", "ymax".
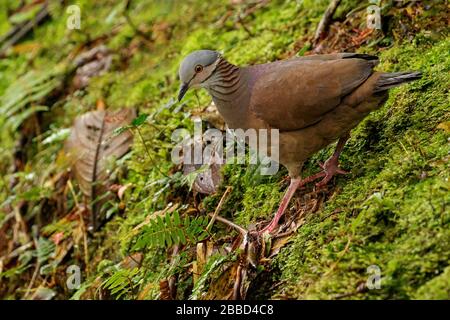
[{"xmin": 178, "ymin": 83, "xmax": 189, "ymax": 102}]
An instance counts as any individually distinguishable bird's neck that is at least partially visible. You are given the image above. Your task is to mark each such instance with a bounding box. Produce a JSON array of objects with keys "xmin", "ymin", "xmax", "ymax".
[{"xmin": 205, "ymin": 57, "xmax": 246, "ymax": 103}]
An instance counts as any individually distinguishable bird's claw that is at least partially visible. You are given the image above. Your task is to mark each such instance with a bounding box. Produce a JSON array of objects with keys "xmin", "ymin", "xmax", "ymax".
[
  {"xmin": 316, "ymin": 159, "xmax": 349, "ymax": 187},
  {"xmin": 258, "ymin": 220, "xmax": 278, "ymax": 236}
]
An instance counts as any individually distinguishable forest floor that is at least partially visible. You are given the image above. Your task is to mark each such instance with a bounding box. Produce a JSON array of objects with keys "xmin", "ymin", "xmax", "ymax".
[{"xmin": 0, "ymin": 0, "xmax": 449, "ymax": 300}]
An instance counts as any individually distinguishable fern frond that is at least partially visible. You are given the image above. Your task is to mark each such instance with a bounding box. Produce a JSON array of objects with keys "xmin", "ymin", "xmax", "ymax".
[
  {"xmin": 133, "ymin": 211, "xmax": 209, "ymax": 250},
  {"xmin": 0, "ymin": 67, "xmax": 64, "ymax": 131},
  {"xmin": 102, "ymin": 267, "xmax": 141, "ymax": 300}
]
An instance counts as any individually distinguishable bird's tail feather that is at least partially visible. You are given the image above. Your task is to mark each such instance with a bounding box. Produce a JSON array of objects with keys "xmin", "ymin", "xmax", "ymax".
[{"xmin": 374, "ymin": 71, "xmax": 422, "ymax": 93}]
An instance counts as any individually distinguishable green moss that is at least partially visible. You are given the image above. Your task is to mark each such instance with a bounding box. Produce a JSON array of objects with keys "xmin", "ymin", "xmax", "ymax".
[
  {"xmin": 414, "ymin": 266, "xmax": 450, "ymax": 299},
  {"xmin": 237, "ymin": 182, "xmax": 282, "ymax": 226}
]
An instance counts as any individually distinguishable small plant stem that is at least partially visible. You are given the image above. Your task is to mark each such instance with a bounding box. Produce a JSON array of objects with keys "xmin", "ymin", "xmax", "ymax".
[
  {"xmin": 133, "ymin": 127, "xmax": 168, "ymax": 178},
  {"xmin": 68, "ymin": 179, "xmax": 89, "ymax": 272},
  {"xmin": 208, "ymin": 213, "xmax": 247, "ymax": 236},
  {"xmin": 206, "ymin": 186, "xmax": 233, "ymax": 231}
]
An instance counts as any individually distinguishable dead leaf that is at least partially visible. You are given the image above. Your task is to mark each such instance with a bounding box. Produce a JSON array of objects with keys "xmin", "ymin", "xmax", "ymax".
[
  {"xmin": 437, "ymin": 122, "xmax": 450, "ymax": 133},
  {"xmin": 184, "ymin": 163, "xmax": 223, "ymax": 195},
  {"xmin": 203, "ymin": 262, "xmax": 238, "ymax": 300},
  {"xmin": 109, "ymin": 183, "xmax": 132, "ymax": 200},
  {"xmin": 65, "ymin": 108, "xmax": 136, "ymax": 229},
  {"xmin": 181, "ymin": 108, "xmax": 225, "ymax": 194},
  {"xmin": 196, "ymin": 242, "xmax": 207, "ymax": 279},
  {"xmin": 31, "ymin": 286, "xmax": 56, "ymax": 300},
  {"xmin": 120, "ymin": 252, "xmax": 143, "ymax": 269},
  {"xmin": 118, "ymin": 183, "xmax": 132, "ymax": 200},
  {"xmin": 159, "ymin": 280, "xmax": 172, "ymax": 300},
  {"xmin": 12, "ymin": 42, "xmax": 41, "ymax": 54},
  {"xmin": 72, "ymin": 45, "xmax": 112, "ymax": 89},
  {"xmin": 269, "ymin": 235, "xmax": 292, "ymax": 258},
  {"xmin": 137, "ymin": 282, "xmax": 155, "ymax": 300}
]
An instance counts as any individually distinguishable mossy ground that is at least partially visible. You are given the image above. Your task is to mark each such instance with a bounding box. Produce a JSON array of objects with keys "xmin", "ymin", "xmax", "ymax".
[{"xmin": 0, "ymin": 0, "xmax": 448, "ymax": 299}]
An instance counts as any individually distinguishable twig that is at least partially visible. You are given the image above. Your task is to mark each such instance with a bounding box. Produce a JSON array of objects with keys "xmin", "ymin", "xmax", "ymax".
[
  {"xmin": 239, "ymin": 0, "xmax": 270, "ymax": 20},
  {"xmin": 168, "ymin": 245, "xmax": 179, "ymax": 299},
  {"xmin": 232, "ymin": 264, "xmax": 244, "ymax": 300},
  {"xmin": 208, "ymin": 214, "xmax": 247, "ymax": 236},
  {"xmin": 13, "ymin": 205, "xmax": 30, "ymax": 244},
  {"xmin": 0, "ymin": 242, "xmax": 33, "ymax": 263},
  {"xmin": 312, "ymin": 0, "xmax": 342, "ymax": 46},
  {"xmin": 237, "ymin": 14, "xmax": 253, "ymax": 37},
  {"xmin": 0, "ymin": 2, "xmax": 52, "ymax": 55},
  {"xmin": 320, "ymin": 209, "xmax": 342, "ymax": 222},
  {"xmin": 68, "ymin": 180, "xmax": 89, "ymax": 273},
  {"xmin": 272, "ymin": 230, "xmax": 294, "ymax": 240},
  {"xmin": 23, "ymin": 228, "xmax": 40, "ymax": 299},
  {"xmin": 0, "ymin": 212, "xmax": 15, "ymax": 229},
  {"xmin": 24, "ymin": 262, "xmax": 40, "ymax": 299},
  {"xmin": 206, "ymin": 186, "xmax": 233, "ymax": 231},
  {"xmin": 67, "ymin": 179, "xmax": 80, "ymax": 208}
]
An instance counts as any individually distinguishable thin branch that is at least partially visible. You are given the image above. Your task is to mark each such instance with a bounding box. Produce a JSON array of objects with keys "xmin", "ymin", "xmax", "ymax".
[
  {"xmin": 168, "ymin": 245, "xmax": 179, "ymax": 300},
  {"xmin": 0, "ymin": 1, "xmax": 52, "ymax": 55},
  {"xmin": 237, "ymin": 15, "xmax": 253, "ymax": 37},
  {"xmin": 206, "ymin": 186, "xmax": 233, "ymax": 231},
  {"xmin": 0, "ymin": 242, "xmax": 33, "ymax": 263},
  {"xmin": 208, "ymin": 213, "xmax": 247, "ymax": 236},
  {"xmin": 23, "ymin": 229, "xmax": 40, "ymax": 299},
  {"xmin": 68, "ymin": 180, "xmax": 89, "ymax": 273},
  {"xmin": 312, "ymin": 0, "xmax": 342, "ymax": 46},
  {"xmin": 232, "ymin": 264, "xmax": 244, "ymax": 300}
]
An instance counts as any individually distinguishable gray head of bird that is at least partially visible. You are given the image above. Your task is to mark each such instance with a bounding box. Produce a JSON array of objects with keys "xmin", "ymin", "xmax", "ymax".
[{"xmin": 177, "ymin": 50, "xmax": 221, "ymax": 102}]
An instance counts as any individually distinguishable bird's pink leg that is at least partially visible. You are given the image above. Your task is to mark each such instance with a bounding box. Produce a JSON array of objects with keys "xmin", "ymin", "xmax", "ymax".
[
  {"xmin": 316, "ymin": 134, "xmax": 350, "ymax": 187},
  {"xmin": 260, "ymin": 172, "xmax": 324, "ymax": 234}
]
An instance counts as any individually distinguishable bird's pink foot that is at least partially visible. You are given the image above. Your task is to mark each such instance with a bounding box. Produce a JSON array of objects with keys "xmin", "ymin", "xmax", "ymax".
[
  {"xmin": 259, "ymin": 172, "xmax": 325, "ymax": 235},
  {"xmin": 315, "ymin": 156, "xmax": 349, "ymax": 187}
]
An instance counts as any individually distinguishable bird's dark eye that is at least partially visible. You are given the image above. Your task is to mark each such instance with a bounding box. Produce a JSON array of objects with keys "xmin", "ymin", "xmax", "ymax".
[{"xmin": 195, "ymin": 65, "xmax": 203, "ymax": 73}]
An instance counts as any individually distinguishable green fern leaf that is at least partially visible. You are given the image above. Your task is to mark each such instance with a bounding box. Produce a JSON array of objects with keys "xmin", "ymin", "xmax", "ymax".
[{"xmin": 178, "ymin": 229, "xmax": 187, "ymax": 245}]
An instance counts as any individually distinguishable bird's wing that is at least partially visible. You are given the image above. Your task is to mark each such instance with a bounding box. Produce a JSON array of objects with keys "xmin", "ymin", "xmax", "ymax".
[
  {"xmin": 295, "ymin": 52, "xmax": 379, "ymax": 62},
  {"xmin": 248, "ymin": 55, "xmax": 377, "ymax": 131}
]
